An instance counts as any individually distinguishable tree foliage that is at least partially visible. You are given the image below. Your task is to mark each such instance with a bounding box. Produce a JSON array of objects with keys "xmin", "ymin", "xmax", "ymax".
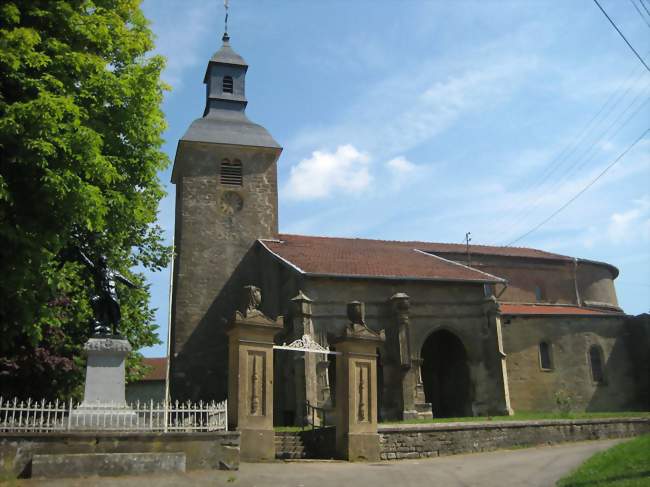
[{"xmin": 0, "ymin": 0, "xmax": 170, "ymax": 399}]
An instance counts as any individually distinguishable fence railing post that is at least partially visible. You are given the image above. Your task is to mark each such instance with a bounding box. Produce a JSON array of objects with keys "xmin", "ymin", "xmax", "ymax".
[
  {"xmin": 67, "ymin": 398, "xmax": 72, "ymax": 431},
  {"xmin": 0, "ymin": 396, "xmax": 227, "ymax": 433}
]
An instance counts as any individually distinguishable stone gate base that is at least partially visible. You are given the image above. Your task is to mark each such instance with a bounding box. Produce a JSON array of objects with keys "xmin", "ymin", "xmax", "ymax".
[{"xmin": 378, "ymin": 417, "xmax": 650, "ymax": 460}]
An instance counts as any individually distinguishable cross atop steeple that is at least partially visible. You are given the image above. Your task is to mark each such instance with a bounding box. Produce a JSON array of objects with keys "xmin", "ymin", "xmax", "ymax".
[{"xmin": 223, "ymin": 0, "xmax": 229, "ymax": 39}]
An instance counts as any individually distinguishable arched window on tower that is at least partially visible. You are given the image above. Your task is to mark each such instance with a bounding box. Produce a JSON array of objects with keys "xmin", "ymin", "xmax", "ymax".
[
  {"xmin": 223, "ymin": 76, "xmax": 233, "ymax": 94},
  {"xmin": 220, "ymin": 159, "xmax": 242, "ymax": 186},
  {"xmin": 589, "ymin": 345, "xmax": 605, "ymax": 383},
  {"xmin": 539, "ymin": 341, "xmax": 553, "ymax": 370}
]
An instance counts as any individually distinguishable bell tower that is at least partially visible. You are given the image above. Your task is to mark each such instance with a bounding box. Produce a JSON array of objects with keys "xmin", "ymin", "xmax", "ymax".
[{"xmin": 169, "ymin": 32, "xmax": 282, "ymax": 400}]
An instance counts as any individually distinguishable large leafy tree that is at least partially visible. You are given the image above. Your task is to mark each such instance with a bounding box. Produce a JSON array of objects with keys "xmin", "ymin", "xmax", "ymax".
[{"xmin": 0, "ymin": 0, "xmax": 170, "ymax": 399}]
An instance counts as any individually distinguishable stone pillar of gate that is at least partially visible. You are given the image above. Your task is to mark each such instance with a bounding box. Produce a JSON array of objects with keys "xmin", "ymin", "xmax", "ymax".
[
  {"xmin": 332, "ymin": 301, "xmax": 385, "ymax": 461},
  {"xmin": 291, "ymin": 290, "xmax": 319, "ymax": 425},
  {"xmin": 390, "ymin": 293, "xmax": 432, "ymax": 420},
  {"xmin": 483, "ymin": 296, "xmax": 513, "ymax": 415},
  {"xmin": 390, "ymin": 293, "xmax": 415, "ymax": 419},
  {"xmin": 226, "ymin": 285, "xmax": 283, "ymax": 461}
]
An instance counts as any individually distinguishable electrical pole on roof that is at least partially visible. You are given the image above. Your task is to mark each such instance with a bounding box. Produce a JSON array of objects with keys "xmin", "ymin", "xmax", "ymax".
[{"xmin": 465, "ymin": 232, "xmax": 472, "ymax": 267}]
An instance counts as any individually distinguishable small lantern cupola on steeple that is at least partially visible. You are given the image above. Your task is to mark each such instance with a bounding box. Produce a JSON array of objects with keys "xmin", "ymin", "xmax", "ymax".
[{"xmin": 203, "ymin": 32, "xmax": 248, "ymax": 116}]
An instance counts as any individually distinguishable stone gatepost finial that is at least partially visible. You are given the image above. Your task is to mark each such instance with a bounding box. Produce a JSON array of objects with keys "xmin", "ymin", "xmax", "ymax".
[
  {"xmin": 390, "ymin": 292, "xmax": 410, "ymax": 312},
  {"xmin": 346, "ymin": 300, "xmax": 365, "ymax": 325},
  {"xmin": 291, "ymin": 290, "xmax": 313, "ymax": 317},
  {"xmin": 241, "ymin": 285, "xmax": 262, "ymax": 318}
]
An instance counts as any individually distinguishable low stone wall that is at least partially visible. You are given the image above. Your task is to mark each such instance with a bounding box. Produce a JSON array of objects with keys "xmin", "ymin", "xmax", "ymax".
[
  {"xmin": 0, "ymin": 431, "xmax": 239, "ymax": 478},
  {"xmin": 378, "ymin": 418, "xmax": 650, "ymax": 460}
]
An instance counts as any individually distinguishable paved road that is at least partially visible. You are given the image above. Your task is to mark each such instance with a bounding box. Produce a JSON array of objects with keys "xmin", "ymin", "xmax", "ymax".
[{"xmin": 13, "ymin": 439, "xmax": 620, "ymax": 487}]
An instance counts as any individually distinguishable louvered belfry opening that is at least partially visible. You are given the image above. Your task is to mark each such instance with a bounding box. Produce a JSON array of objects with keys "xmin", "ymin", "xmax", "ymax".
[
  {"xmin": 221, "ymin": 159, "xmax": 242, "ymax": 186},
  {"xmin": 223, "ymin": 75, "xmax": 234, "ymax": 93}
]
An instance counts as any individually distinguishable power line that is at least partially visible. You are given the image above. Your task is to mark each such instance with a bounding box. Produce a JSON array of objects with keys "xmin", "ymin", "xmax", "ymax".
[
  {"xmin": 491, "ymin": 82, "xmax": 650, "ymax": 244},
  {"xmin": 484, "ymin": 65, "xmax": 649, "ymax": 243},
  {"xmin": 629, "ymin": 0, "xmax": 650, "ymax": 29},
  {"xmin": 506, "ymin": 127, "xmax": 649, "ymax": 246},
  {"xmin": 640, "ymin": 0, "xmax": 650, "ymax": 17},
  {"xmin": 593, "ymin": 0, "xmax": 650, "ymax": 72}
]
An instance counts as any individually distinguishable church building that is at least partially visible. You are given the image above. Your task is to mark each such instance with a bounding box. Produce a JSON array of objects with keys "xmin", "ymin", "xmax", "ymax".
[{"xmin": 169, "ymin": 33, "xmax": 649, "ymax": 423}]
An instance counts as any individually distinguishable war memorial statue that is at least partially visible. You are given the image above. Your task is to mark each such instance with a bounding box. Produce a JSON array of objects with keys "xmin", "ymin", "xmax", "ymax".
[{"xmin": 78, "ymin": 250, "xmax": 136, "ymax": 337}]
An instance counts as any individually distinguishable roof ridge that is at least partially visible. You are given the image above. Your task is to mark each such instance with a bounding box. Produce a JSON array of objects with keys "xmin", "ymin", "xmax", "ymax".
[{"xmin": 276, "ymin": 233, "xmax": 571, "ymax": 257}]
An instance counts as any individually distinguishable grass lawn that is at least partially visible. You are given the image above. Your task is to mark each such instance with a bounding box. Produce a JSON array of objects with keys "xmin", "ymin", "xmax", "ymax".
[
  {"xmin": 380, "ymin": 410, "xmax": 650, "ymax": 425},
  {"xmin": 556, "ymin": 434, "xmax": 650, "ymax": 487}
]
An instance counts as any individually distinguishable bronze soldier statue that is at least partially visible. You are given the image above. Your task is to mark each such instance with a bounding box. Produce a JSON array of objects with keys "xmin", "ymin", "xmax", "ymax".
[{"xmin": 78, "ymin": 251, "xmax": 136, "ymax": 337}]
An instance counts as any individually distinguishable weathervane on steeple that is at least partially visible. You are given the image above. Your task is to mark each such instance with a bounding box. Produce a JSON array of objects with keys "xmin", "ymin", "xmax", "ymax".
[{"xmin": 223, "ymin": 0, "xmax": 230, "ymax": 42}]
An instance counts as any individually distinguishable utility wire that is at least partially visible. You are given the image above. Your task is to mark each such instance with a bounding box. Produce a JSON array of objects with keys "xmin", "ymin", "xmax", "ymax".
[
  {"xmin": 593, "ymin": 0, "xmax": 650, "ymax": 72},
  {"xmin": 639, "ymin": 0, "xmax": 650, "ymax": 17},
  {"xmin": 488, "ymin": 69, "xmax": 649, "ymax": 244},
  {"xmin": 498, "ymin": 92, "xmax": 650, "ymax": 245},
  {"xmin": 506, "ymin": 128, "xmax": 649, "ymax": 246},
  {"xmin": 629, "ymin": 0, "xmax": 650, "ymax": 29}
]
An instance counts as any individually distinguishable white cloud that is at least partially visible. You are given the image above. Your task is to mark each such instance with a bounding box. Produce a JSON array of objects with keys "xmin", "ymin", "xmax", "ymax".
[
  {"xmin": 607, "ymin": 197, "xmax": 650, "ymax": 244},
  {"xmin": 284, "ymin": 144, "xmax": 371, "ymax": 200},
  {"xmin": 386, "ymin": 156, "xmax": 416, "ymax": 174},
  {"xmin": 385, "ymin": 156, "xmax": 419, "ymax": 190}
]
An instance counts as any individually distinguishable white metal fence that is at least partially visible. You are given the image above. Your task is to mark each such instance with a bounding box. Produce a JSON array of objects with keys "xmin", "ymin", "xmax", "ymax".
[{"xmin": 0, "ymin": 397, "xmax": 227, "ymax": 433}]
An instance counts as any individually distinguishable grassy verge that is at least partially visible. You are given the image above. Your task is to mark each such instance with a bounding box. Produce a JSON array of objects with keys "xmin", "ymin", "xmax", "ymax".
[
  {"xmin": 381, "ymin": 411, "xmax": 650, "ymax": 425},
  {"xmin": 556, "ymin": 434, "xmax": 650, "ymax": 487}
]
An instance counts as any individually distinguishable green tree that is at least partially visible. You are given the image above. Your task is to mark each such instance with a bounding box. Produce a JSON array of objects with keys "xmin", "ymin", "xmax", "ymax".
[{"xmin": 0, "ymin": 0, "xmax": 170, "ymax": 399}]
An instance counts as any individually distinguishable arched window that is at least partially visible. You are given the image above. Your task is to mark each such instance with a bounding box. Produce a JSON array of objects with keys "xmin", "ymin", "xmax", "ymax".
[
  {"xmin": 539, "ymin": 341, "xmax": 552, "ymax": 370},
  {"xmin": 534, "ymin": 285, "xmax": 545, "ymax": 302},
  {"xmin": 222, "ymin": 75, "xmax": 233, "ymax": 94},
  {"xmin": 589, "ymin": 345, "xmax": 605, "ymax": 383},
  {"xmin": 220, "ymin": 159, "xmax": 242, "ymax": 186}
]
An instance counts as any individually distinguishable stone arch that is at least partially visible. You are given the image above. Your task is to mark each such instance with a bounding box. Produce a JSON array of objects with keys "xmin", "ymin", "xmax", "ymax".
[{"xmin": 420, "ymin": 328, "xmax": 472, "ymax": 418}]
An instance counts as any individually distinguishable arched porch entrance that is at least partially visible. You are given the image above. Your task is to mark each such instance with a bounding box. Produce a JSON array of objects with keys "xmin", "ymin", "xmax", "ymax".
[{"xmin": 421, "ymin": 329, "xmax": 471, "ymax": 417}]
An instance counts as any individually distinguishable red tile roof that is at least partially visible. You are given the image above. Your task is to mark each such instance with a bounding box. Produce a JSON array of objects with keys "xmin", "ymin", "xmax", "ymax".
[
  {"xmin": 259, "ymin": 234, "xmax": 505, "ymax": 283},
  {"xmin": 499, "ymin": 304, "xmax": 622, "ymax": 316},
  {"xmin": 141, "ymin": 357, "xmax": 167, "ymax": 381}
]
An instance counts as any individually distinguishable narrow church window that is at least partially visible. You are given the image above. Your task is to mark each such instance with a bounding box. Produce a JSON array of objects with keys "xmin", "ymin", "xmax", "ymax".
[
  {"xmin": 535, "ymin": 285, "xmax": 545, "ymax": 302},
  {"xmin": 539, "ymin": 341, "xmax": 552, "ymax": 370},
  {"xmin": 220, "ymin": 159, "xmax": 242, "ymax": 186},
  {"xmin": 589, "ymin": 345, "xmax": 605, "ymax": 383},
  {"xmin": 223, "ymin": 76, "xmax": 233, "ymax": 93}
]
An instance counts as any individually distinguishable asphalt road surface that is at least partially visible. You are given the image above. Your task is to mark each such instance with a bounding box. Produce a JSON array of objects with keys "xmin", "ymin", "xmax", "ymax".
[{"xmin": 14, "ymin": 439, "xmax": 623, "ymax": 487}]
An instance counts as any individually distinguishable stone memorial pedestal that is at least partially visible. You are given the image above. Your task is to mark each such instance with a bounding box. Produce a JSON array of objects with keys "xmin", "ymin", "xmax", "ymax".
[{"xmin": 70, "ymin": 337, "xmax": 137, "ymax": 429}]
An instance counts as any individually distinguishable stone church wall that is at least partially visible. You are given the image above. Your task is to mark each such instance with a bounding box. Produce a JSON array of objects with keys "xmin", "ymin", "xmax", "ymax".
[{"xmin": 503, "ymin": 315, "xmax": 641, "ymax": 412}]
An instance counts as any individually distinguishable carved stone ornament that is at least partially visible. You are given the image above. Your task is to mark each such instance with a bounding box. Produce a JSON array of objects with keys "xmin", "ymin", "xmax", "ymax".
[
  {"xmin": 242, "ymin": 285, "xmax": 263, "ymax": 318},
  {"xmin": 273, "ymin": 334, "xmax": 340, "ymax": 355},
  {"xmin": 84, "ymin": 338, "xmax": 132, "ymax": 353},
  {"xmin": 390, "ymin": 292, "xmax": 410, "ymax": 312},
  {"xmin": 346, "ymin": 301, "xmax": 365, "ymax": 325}
]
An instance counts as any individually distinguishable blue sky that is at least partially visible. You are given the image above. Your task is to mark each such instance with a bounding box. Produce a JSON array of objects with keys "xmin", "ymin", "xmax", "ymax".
[{"xmin": 139, "ymin": 0, "xmax": 650, "ymax": 358}]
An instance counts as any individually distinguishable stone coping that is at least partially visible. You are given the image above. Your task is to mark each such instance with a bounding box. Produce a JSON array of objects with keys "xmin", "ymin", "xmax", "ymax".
[
  {"xmin": 0, "ymin": 431, "xmax": 239, "ymax": 440},
  {"xmin": 378, "ymin": 417, "xmax": 650, "ymax": 433}
]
